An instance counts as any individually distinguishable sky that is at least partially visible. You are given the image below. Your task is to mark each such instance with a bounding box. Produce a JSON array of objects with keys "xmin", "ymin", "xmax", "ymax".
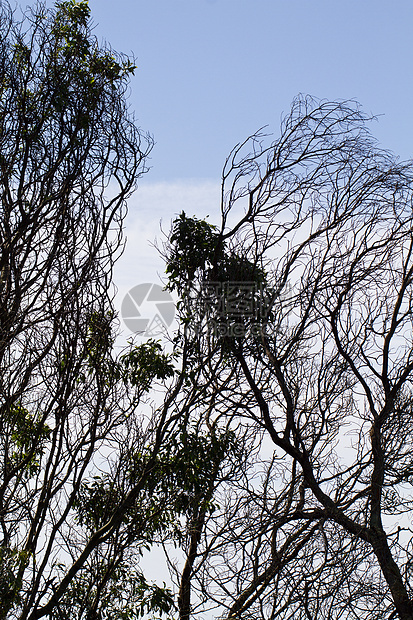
[
  {"xmin": 88, "ymin": 0, "xmax": 413, "ymax": 180},
  {"xmin": 81, "ymin": 0, "xmax": 413, "ymax": 320},
  {"xmin": 40, "ymin": 0, "xmax": 413, "ymax": 598},
  {"xmin": 53, "ymin": 0, "xmax": 413, "ymax": 601}
]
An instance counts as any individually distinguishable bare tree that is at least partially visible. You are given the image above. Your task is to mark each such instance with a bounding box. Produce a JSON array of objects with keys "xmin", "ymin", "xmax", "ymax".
[{"xmin": 165, "ymin": 96, "xmax": 413, "ymax": 620}]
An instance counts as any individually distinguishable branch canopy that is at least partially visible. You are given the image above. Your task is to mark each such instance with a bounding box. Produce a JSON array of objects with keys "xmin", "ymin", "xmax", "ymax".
[{"xmin": 164, "ymin": 95, "xmax": 413, "ymax": 620}]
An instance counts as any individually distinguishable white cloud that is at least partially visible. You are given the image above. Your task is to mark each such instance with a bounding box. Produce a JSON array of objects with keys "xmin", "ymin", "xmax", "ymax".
[{"xmin": 113, "ymin": 179, "xmax": 220, "ymax": 338}]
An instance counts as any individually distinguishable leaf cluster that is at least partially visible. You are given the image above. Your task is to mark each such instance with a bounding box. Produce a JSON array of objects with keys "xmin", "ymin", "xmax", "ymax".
[
  {"xmin": 5, "ymin": 403, "xmax": 51, "ymax": 477},
  {"xmin": 57, "ymin": 564, "xmax": 175, "ymax": 620}
]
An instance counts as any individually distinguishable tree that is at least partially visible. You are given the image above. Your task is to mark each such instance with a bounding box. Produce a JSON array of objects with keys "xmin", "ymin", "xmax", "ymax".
[
  {"xmin": 0, "ymin": 1, "xmax": 201, "ymax": 618},
  {"xmin": 165, "ymin": 96, "xmax": 413, "ymax": 620},
  {"xmin": 4, "ymin": 4, "xmax": 413, "ymax": 617}
]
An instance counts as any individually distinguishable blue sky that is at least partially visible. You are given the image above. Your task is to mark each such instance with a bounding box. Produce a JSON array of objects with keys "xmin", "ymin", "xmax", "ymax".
[
  {"xmin": 88, "ymin": 0, "xmax": 413, "ymax": 182},
  {"xmin": 81, "ymin": 0, "xmax": 413, "ymax": 328}
]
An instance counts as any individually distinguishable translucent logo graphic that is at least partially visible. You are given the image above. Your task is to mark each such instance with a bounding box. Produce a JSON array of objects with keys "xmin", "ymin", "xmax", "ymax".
[{"xmin": 121, "ymin": 283, "xmax": 175, "ymax": 336}]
